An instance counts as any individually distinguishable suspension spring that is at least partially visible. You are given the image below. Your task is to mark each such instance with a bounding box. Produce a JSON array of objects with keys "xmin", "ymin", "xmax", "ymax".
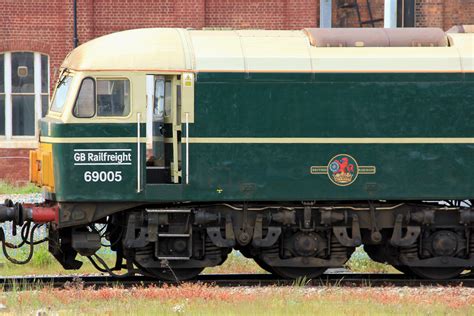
[
  {"xmin": 470, "ymin": 233, "xmax": 474, "ymax": 255},
  {"xmin": 330, "ymin": 235, "xmax": 349, "ymax": 259},
  {"xmin": 400, "ymin": 244, "xmax": 418, "ymax": 260}
]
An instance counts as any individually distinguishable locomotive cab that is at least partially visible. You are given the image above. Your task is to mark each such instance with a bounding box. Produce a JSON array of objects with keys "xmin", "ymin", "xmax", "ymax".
[
  {"xmin": 30, "ymin": 28, "xmax": 196, "ymax": 202},
  {"xmin": 31, "ymin": 71, "xmax": 194, "ymax": 199}
]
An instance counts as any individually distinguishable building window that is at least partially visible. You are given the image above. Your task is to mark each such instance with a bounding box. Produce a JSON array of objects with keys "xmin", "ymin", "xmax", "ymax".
[
  {"xmin": 0, "ymin": 52, "xmax": 50, "ymax": 139},
  {"xmin": 397, "ymin": 0, "xmax": 415, "ymax": 27}
]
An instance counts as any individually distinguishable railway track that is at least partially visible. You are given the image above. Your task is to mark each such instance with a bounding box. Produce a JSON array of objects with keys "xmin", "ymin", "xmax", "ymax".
[{"xmin": 1, "ymin": 273, "xmax": 474, "ymax": 290}]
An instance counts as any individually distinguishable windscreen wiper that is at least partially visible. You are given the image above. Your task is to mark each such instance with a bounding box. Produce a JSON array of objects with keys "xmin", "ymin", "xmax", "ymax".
[{"xmin": 56, "ymin": 68, "xmax": 70, "ymax": 88}]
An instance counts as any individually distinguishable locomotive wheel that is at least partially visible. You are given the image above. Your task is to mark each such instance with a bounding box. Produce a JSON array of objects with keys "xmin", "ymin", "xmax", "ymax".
[
  {"xmin": 408, "ymin": 267, "xmax": 465, "ymax": 280},
  {"xmin": 271, "ymin": 266, "xmax": 327, "ymax": 280},
  {"xmin": 253, "ymin": 257, "xmax": 276, "ymax": 274},
  {"xmin": 147, "ymin": 267, "xmax": 204, "ymax": 281}
]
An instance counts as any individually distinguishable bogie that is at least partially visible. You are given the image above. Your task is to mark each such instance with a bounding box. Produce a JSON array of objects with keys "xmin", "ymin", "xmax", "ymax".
[{"xmin": 43, "ymin": 201, "xmax": 474, "ymax": 280}]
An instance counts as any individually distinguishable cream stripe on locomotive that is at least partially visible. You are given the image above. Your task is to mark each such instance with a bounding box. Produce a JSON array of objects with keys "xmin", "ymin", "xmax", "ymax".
[
  {"xmin": 41, "ymin": 136, "xmax": 474, "ymax": 144},
  {"xmin": 184, "ymin": 137, "xmax": 474, "ymax": 144},
  {"xmin": 40, "ymin": 137, "xmax": 147, "ymax": 144}
]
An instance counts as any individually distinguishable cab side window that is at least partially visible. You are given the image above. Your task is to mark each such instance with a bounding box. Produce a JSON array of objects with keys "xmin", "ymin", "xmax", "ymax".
[
  {"xmin": 73, "ymin": 78, "xmax": 95, "ymax": 118},
  {"xmin": 73, "ymin": 78, "xmax": 130, "ymax": 118},
  {"xmin": 97, "ymin": 79, "xmax": 130, "ymax": 117}
]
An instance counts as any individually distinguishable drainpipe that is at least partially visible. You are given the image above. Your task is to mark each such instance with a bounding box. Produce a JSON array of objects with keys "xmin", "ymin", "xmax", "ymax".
[
  {"xmin": 384, "ymin": 0, "xmax": 397, "ymax": 28},
  {"xmin": 73, "ymin": 0, "xmax": 78, "ymax": 47},
  {"xmin": 320, "ymin": 0, "xmax": 332, "ymax": 28}
]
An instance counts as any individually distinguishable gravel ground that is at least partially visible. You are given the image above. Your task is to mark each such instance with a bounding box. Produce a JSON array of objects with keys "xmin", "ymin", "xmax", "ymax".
[
  {"xmin": 0, "ymin": 193, "xmax": 115, "ymax": 256},
  {"xmin": 0, "ymin": 194, "xmax": 47, "ymax": 249},
  {"xmin": 0, "ymin": 193, "xmax": 44, "ymax": 204}
]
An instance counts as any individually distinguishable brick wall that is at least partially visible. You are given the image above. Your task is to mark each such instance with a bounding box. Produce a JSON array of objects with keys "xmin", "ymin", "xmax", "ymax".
[
  {"xmin": 0, "ymin": 149, "xmax": 30, "ymax": 185},
  {"xmin": 205, "ymin": 0, "xmax": 318, "ymax": 29},
  {"xmin": 92, "ymin": 0, "xmax": 206, "ymax": 37},
  {"xmin": 0, "ymin": 0, "xmax": 473, "ymax": 184},
  {"xmin": 1, "ymin": 0, "xmax": 71, "ymax": 86},
  {"xmin": 1, "ymin": 0, "xmax": 472, "ymax": 87},
  {"xmin": 416, "ymin": 0, "xmax": 474, "ymax": 29}
]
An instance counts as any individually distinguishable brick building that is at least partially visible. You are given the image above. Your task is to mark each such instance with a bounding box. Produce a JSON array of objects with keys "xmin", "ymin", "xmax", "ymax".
[{"xmin": 0, "ymin": 0, "xmax": 473, "ymax": 184}]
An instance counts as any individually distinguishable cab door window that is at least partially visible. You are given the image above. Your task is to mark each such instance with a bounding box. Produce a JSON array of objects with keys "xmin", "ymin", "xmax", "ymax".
[
  {"xmin": 153, "ymin": 78, "xmax": 165, "ymax": 120},
  {"xmin": 164, "ymin": 80, "xmax": 172, "ymax": 117}
]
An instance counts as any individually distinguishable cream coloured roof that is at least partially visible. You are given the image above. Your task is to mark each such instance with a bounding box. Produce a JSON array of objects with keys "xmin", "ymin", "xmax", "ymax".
[
  {"xmin": 61, "ymin": 28, "xmax": 474, "ymax": 73},
  {"xmin": 62, "ymin": 28, "xmax": 193, "ymax": 71}
]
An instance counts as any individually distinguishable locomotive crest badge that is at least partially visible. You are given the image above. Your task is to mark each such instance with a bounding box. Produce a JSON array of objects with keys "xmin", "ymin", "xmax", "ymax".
[{"xmin": 310, "ymin": 154, "xmax": 376, "ymax": 186}]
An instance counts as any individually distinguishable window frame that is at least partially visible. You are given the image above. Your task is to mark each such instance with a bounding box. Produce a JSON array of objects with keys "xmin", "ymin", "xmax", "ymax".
[
  {"xmin": 0, "ymin": 51, "xmax": 50, "ymax": 142},
  {"xmin": 72, "ymin": 76, "xmax": 132, "ymax": 119},
  {"xmin": 0, "ymin": 54, "xmax": 4, "ymax": 136}
]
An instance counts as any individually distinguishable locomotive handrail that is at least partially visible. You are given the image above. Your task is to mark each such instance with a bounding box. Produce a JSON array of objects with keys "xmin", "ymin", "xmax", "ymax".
[
  {"xmin": 137, "ymin": 112, "xmax": 141, "ymax": 193},
  {"xmin": 185, "ymin": 112, "xmax": 189, "ymax": 185}
]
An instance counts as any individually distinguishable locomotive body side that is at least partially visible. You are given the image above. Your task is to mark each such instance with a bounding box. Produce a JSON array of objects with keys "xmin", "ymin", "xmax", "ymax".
[
  {"xmin": 33, "ymin": 29, "xmax": 474, "ymax": 204},
  {"xmin": 17, "ymin": 28, "xmax": 474, "ymax": 280},
  {"xmin": 186, "ymin": 71, "xmax": 473, "ymax": 202}
]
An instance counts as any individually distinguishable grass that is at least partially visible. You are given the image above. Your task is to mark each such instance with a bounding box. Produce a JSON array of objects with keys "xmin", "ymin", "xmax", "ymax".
[
  {"xmin": 1, "ymin": 284, "xmax": 474, "ymax": 315},
  {"xmin": 204, "ymin": 251, "xmax": 265, "ymax": 274},
  {"xmin": 0, "ymin": 246, "xmax": 395, "ymax": 277},
  {"xmin": 292, "ymin": 276, "xmax": 311, "ymax": 287},
  {"xmin": 0, "ymin": 181, "xmax": 41, "ymax": 195},
  {"xmin": 0, "ymin": 245, "xmax": 115, "ymax": 276},
  {"xmin": 344, "ymin": 246, "xmax": 398, "ymax": 273},
  {"xmin": 2, "ymin": 246, "xmax": 471, "ymax": 315},
  {"xmin": 0, "ymin": 248, "xmax": 260, "ymax": 277}
]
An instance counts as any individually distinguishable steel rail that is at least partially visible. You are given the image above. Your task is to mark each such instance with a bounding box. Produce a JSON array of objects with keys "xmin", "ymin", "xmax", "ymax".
[{"xmin": 0, "ymin": 273, "xmax": 474, "ymax": 291}]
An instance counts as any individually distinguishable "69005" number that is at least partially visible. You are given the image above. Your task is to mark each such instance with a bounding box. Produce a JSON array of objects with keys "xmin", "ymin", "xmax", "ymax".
[{"xmin": 84, "ymin": 171, "xmax": 123, "ymax": 183}]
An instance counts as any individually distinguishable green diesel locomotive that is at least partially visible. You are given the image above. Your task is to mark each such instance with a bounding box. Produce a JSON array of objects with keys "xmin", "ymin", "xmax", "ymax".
[{"xmin": 1, "ymin": 26, "xmax": 473, "ymax": 280}]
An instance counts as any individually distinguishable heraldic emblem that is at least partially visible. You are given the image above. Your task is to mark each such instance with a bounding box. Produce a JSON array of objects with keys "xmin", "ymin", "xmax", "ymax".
[{"xmin": 310, "ymin": 154, "xmax": 376, "ymax": 186}]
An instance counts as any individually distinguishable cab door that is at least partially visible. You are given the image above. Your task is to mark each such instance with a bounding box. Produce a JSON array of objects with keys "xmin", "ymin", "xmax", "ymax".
[{"xmin": 146, "ymin": 75, "xmax": 181, "ymax": 184}]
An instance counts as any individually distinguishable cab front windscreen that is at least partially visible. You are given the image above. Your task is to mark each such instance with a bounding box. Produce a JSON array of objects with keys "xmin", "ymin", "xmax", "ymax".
[{"xmin": 50, "ymin": 75, "xmax": 73, "ymax": 113}]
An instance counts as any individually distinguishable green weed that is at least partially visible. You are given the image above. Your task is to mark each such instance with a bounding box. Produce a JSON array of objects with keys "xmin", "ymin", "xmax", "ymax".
[
  {"xmin": 30, "ymin": 245, "xmax": 54, "ymax": 268},
  {"xmin": 0, "ymin": 181, "xmax": 41, "ymax": 195},
  {"xmin": 0, "ymin": 245, "xmax": 397, "ymax": 276},
  {"xmin": 345, "ymin": 247, "xmax": 397, "ymax": 273},
  {"xmin": 292, "ymin": 275, "xmax": 311, "ymax": 287}
]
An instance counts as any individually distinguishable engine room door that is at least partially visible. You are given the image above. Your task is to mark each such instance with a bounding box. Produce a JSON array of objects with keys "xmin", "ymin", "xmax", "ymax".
[{"xmin": 146, "ymin": 75, "xmax": 181, "ymax": 184}]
